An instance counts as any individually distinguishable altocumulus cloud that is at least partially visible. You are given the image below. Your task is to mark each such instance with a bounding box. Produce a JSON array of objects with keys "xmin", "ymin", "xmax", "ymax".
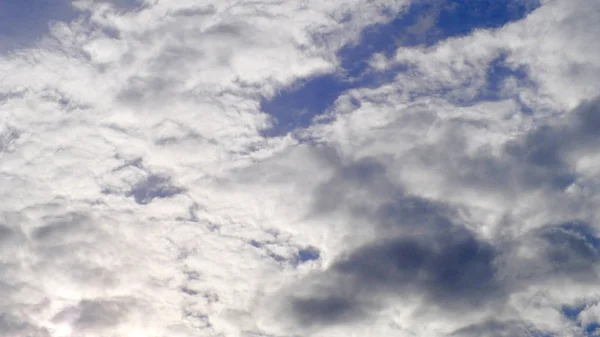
[{"xmin": 1, "ymin": 0, "xmax": 600, "ymax": 337}]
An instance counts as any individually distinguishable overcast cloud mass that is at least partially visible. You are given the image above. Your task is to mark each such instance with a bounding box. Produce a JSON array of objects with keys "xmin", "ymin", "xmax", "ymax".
[{"xmin": 1, "ymin": 0, "xmax": 600, "ymax": 336}]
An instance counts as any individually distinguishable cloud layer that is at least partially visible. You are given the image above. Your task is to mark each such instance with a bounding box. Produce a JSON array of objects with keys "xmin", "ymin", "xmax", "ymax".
[{"xmin": 2, "ymin": 0, "xmax": 600, "ymax": 336}]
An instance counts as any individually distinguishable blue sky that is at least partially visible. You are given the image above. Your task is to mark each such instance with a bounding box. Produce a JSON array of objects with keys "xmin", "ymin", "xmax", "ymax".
[
  {"xmin": 261, "ymin": 0, "xmax": 540, "ymax": 136},
  {"xmin": 0, "ymin": 0, "xmax": 146, "ymax": 52},
  {"xmin": 0, "ymin": 0, "xmax": 75, "ymax": 51}
]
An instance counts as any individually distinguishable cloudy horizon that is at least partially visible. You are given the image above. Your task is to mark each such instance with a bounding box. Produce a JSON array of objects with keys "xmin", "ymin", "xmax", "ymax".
[{"xmin": 2, "ymin": 0, "xmax": 600, "ymax": 336}]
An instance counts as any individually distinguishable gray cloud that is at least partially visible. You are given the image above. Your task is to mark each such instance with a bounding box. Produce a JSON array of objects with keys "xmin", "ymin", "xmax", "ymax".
[
  {"xmin": 282, "ymin": 98, "xmax": 600, "ymax": 329},
  {"xmin": 0, "ymin": 313, "xmax": 49, "ymax": 337},
  {"xmin": 312, "ymin": 157, "xmax": 457, "ymax": 235},
  {"xmin": 449, "ymin": 320, "xmax": 543, "ymax": 337},
  {"xmin": 288, "ymin": 227, "xmax": 504, "ymax": 327},
  {"xmin": 283, "ymin": 157, "xmax": 506, "ymax": 327},
  {"xmin": 501, "ymin": 96, "xmax": 600, "ymax": 186},
  {"xmin": 399, "ymin": 96, "xmax": 600, "ymax": 211},
  {"xmin": 291, "ymin": 296, "xmax": 364, "ymax": 327},
  {"xmin": 540, "ymin": 223, "xmax": 600, "ymax": 279},
  {"xmin": 73, "ymin": 299, "xmax": 131, "ymax": 330},
  {"xmin": 0, "ymin": 126, "xmax": 20, "ymax": 152},
  {"xmin": 116, "ymin": 75, "xmax": 177, "ymax": 104},
  {"xmin": 333, "ymin": 229, "xmax": 500, "ymax": 307},
  {"xmin": 87, "ymin": 0, "xmax": 146, "ymax": 12},
  {"xmin": 0, "ymin": 224, "xmax": 22, "ymax": 247},
  {"xmin": 32, "ymin": 212, "xmax": 89, "ymax": 244},
  {"xmin": 504, "ymin": 97, "xmax": 596, "ymax": 176},
  {"xmin": 171, "ymin": 5, "xmax": 217, "ymax": 18}
]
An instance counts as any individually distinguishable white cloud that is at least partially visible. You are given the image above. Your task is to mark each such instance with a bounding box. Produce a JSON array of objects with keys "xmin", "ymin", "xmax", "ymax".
[{"xmin": 2, "ymin": 0, "xmax": 600, "ymax": 336}]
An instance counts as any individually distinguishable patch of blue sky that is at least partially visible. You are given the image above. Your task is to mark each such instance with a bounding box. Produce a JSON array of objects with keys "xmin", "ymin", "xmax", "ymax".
[
  {"xmin": 586, "ymin": 323, "xmax": 600, "ymax": 336},
  {"xmin": 260, "ymin": 0, "xmax": 541, "ymax": 137},
  {"xmin": 561, "ymin": 301, "xmax": 600, "ymax": 337},
  {"xmin": 0, "ymin": 0, "xmax": 144, "ymax": 53},
  {"xmin": 260, "ymin": 75, "xmax": 352, "ymax": 137},
  {"xmin": 0, "ymin": 0, "xmax": 76, "ymax": 52},
  {"xmin": 297, "ymin": 246, "xmax": 320, "ymax": 263},
  {"xmin": 338, "ymin": 0, "xmax": 540, "ymax": 77},
  {"xmin": 562, "ymin": 304, "xmax": 586, "ymax": 321}
]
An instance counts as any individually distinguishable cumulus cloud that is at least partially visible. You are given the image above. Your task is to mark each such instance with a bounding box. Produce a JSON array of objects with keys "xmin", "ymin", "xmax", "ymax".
[{"xmin": 2, "ymin": 0, "xmax": 600, "ymax": 336}]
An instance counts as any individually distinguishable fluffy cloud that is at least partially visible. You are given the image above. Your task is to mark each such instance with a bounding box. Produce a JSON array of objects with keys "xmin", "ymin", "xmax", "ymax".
[{"xmin": 1, "ymin": 0, "xmax": 600, "ymax": 336}]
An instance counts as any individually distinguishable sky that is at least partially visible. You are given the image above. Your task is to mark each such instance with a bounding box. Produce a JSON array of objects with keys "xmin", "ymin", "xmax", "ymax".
[{"xmin": 1, "ymin": 0, "xmax": 600, "ymax": 336}]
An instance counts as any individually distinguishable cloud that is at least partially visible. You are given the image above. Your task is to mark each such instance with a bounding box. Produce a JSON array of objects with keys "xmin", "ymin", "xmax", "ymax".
[
  {"xmin": 261, "ymin": 39, "xmax": 600, "ymax": 335},
  {"xmin": 449, "ymin": 320, "xmax": 545, "ymax": 337},
  {"xmin": 262, "ymin": 114, "xmax": 600, "ymax": 334},
  {"xmin": 284, "ymin": 226, "xmax": 502, "ymax": 328},
  {"xmin": 2, "ymin": 0, "xmax": 600, "ymax": 336},
  {"xmin": 0, "ymin": 313, "xmax": 50, "ymax": 337}
]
